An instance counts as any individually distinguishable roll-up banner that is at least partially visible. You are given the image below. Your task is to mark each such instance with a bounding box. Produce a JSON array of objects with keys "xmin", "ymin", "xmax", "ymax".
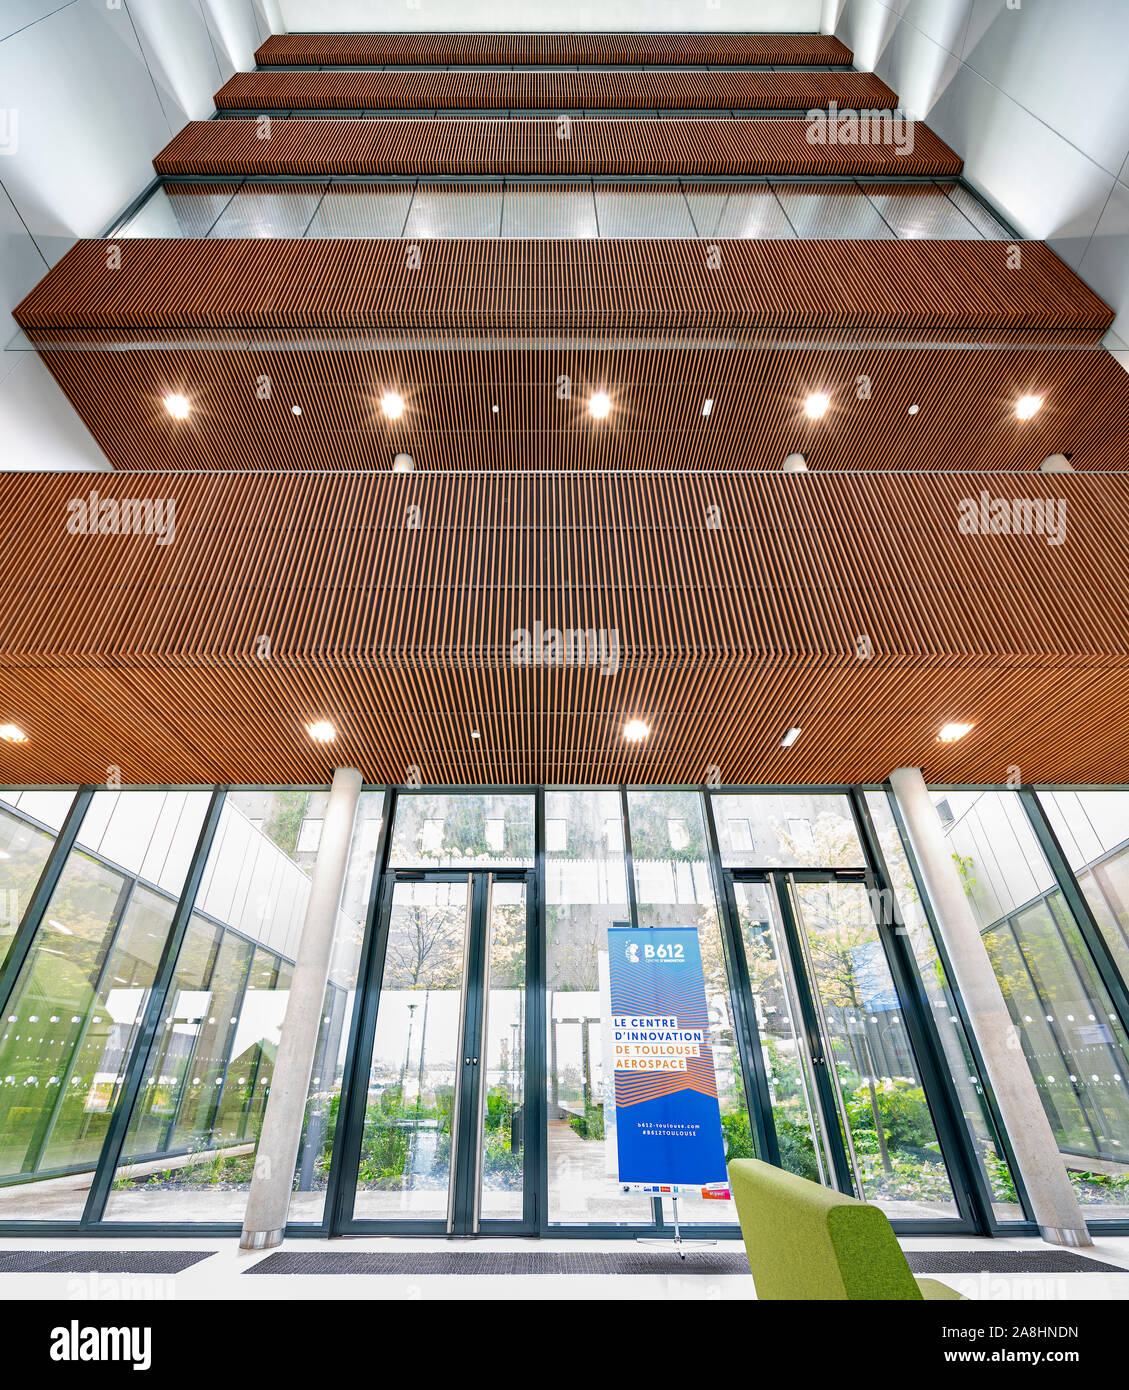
[{"xmin": 606, "ymin": 927, "xmax": 729, "ymax": 1197}]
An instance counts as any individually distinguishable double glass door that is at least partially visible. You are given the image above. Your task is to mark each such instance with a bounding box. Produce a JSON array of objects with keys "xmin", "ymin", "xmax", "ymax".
[
  {"xmin": 724, "ymin": 871, "xmax": 961, "ymax": 1221},
  {"xmin": 337, "ymin": 870, "xmax": 535, "ymax": 1233}
]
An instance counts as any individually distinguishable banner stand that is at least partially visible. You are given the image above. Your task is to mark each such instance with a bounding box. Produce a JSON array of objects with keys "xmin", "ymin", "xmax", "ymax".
[{"xmin": 636, "ymin": 1194, "xmax": 717, "ymax": 1260}]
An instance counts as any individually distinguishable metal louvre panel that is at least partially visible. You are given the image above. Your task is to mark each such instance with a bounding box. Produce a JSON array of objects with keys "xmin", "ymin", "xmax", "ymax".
[
  {"xmin": 0, "ymin": 472, "xmax": 1127, "ymax": 786},
  {"xmin": 151, "ymin": 119, "xmax": 962, "ymax": 178},
  {"xmin": 15, "ymin": 239, "xmax": 1110, "ymax": 338},
  {"xmin": 252, "ymin": 34, "xmax": 855, "ymax": 67},
  {"xmin": 214, "ymin": 71, "xmax": 897, "ymax": 112}
]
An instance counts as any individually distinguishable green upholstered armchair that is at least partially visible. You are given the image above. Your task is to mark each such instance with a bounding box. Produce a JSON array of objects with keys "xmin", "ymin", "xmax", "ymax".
[{"xmin": 728, "ymin": 1158, "xmax": 967, "ymax": 1300}]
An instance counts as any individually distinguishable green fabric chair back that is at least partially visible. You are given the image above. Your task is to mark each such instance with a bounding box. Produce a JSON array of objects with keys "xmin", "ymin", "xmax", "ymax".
[{"xmin": 728, "ymin": 1158, "xmax": 925, "ymax": 1300}]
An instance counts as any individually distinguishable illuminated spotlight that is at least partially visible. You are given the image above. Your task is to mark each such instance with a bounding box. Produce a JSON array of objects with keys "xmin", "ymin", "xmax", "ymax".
[
  {"xmin": 292, "ymin": 405, "xmax": 302, "ymax": 416},
  {"xmin": 702, "ymin": 399, "xmax": 714, "ymax": 417},
  {"xmin": 622, "ymin": 719, "xmax": 650, "ymax": 742},
  {"xmin": 1016, "ymin": 394, "xmax": 1044, "ymax": 421},
  {"xmin": 589, "ymin": 392, "xmax": 612, "ymax": 420},
  {"xmin": 782, "ymin": 453, "xmax": 808, "ymax": 472},
  {"xmin": 804, "ymin": 392, "xmax": 830, "ymax": 420},
  {"xmin": 937, "ymin": 722, "xmax": 974, "ymax": 744},
  {"xmin": 492, "ymin": 404, "xmax": 500, "ymax": 414},
  {"xmin": 163, "ymin": 394, "xmax": 190, "ymax": 420},
  {"xmin": 306, "ymin": 720, "xmax": 336, "ymax": 744},
  {"xmin": 471, "ymin": 730, "xmax": 481, "ymax": 740},
  {"xmin": 907, "ymin": 404, "xmax": 920, "ymax": 416},
  {"xmin": 0, "ymin": 724, "xmax": 28, "ymax": 744},
  {"xmin": 392, "ymin": 453, "xmax": 415, "ymax": 473},
  {"xmin": 381, "ymin": 392, "xmax": 406, "ymax": 420},
  {"xmin": 1039, "ymin": 453, "xmax": 1073, "ymax": 473},
  {"xmin": 780, "ymin": 726, "xmax": 802, "ymax": 748}
]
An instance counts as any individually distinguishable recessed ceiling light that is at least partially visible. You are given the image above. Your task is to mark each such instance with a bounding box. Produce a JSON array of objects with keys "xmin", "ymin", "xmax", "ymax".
[
  {"xmin": 804, "ymin": 392, "xmax": 830, "ymax": 420},
  {"xmin": 1016, "ymin": 394, "xmax": 1043, "ymax": 420},
  {"xmin": 782, "ymin": 453, "xmax": 808, "ymax": 472},
  {"xmin": 392, "ymin": 453, "xmax": 415, "ymax": 473},
  {"xmin": 164, "ymin": 394, "xmax": 190, "ymax": 420},
  {"xmin": 0, "ymin": 724, "xmax": 28, "ymax": 743},
  {"xmin": 589, "ymin": 392, "xmax": 612, "ymax": 420},
  {"xmin": 471, "ymin": 730, "xmax": 481, "ymax": 739},
  {"xmin": 292, "ymin": 405, "xmax": 302, "ymax": 416},
  {"xmin": 781, "ymin": 726, "xmax": 802, "ymax": 748},
  {"xmin": 492, "ymin": 404, "xmax": 499, "ymax": 414},
  {"xmin": 381, "ymin": 392, "xmax": 405, "ymax": 420},
  {"xmin": 306, "ymin": 720, "xmax": 336, "ymax": 744},
  {"xmin": 937, "ymin": 722, "xmax": 974, "ymax": 743},
  {"xmin": 702, "ymin": 399, "xmax": 714, "ymax": 417},
  {"xmin": 907, "ymin": 404, "xmax": 919, "ymax": 416},
  {"xmin": 622, "ymin": 719, "xmax": 650, "ymax": 742}
]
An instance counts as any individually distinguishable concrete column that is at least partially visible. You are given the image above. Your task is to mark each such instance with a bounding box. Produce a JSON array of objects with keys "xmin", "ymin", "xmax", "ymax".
[
  {"xmin": 240, "ymin": 767, "xmax": 363, "ymax": 1250},
  {"xmin": 889, "ymin": 768, "xmax": 1090, "ymax": 1246}
]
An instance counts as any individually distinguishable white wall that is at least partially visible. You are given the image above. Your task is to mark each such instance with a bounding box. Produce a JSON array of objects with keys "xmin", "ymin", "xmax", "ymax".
[
  {"xmin": 825, "ymin": 0, "xmax": 1129, "ymax": 368},
  {"xmin": 0, "ymin": 0, "xmax": 278, "ymax": 470},
  {"xmin": 279, "ymin": 0, "xmax": 821, "ymax": 32}
]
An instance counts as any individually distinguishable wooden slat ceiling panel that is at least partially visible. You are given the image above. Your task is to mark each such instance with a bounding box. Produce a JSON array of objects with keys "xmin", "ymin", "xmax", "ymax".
[
  {"xmin": 0, "ymin": 473, "xmax": 1126, "ymax": 786},
  {"xmin": 253, "ymin": 33, "xmax": 854, "ymax": 67},
  {"xmin": 19, "ymin": 240, "xmax": 1105, "ymax": 338},
  {"xmin": 26, "ymin": 344, "xmax": 1129, "ymax": 473},
  {"xmin": 214, "ymin": 70, "xmax": 897, "ymax": 111},
  {"xmin": 152, "ymin": 117, "xmax": 962, "ymax": 177}
]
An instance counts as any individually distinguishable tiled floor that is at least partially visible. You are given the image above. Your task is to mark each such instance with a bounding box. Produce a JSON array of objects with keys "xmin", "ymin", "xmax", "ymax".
[{"xmin": 1, "ymin": 1233, "xmax": 1127, "ymax": 1301}]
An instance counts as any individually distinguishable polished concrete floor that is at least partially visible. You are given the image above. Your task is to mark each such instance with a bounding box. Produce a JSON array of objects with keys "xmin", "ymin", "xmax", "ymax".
[{"xmin": 1, "ymin": 1233, "xmax": 1127, "ymax": 1301}]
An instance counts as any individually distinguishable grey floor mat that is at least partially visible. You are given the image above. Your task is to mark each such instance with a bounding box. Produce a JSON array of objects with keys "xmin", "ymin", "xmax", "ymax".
[
  {"xmin": 245, "ymin": 1248, "xmax": 1128, "ymax": 1276},
  {"xmin": 0, "ymin": 1250, "xmax": 212, "ymax": 1274}
]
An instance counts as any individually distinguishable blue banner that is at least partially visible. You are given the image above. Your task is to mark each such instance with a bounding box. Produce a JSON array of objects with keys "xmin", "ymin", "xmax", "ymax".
[{"xmin": 606, "ymin": 927, "xmax": 728, "ymax": 1189}]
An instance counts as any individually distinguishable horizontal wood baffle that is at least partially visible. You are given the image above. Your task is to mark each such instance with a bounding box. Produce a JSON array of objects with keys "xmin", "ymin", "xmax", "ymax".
[
  {"xmin": 154, "ymin": 118, "xmax": 961, "ymax": 178},
  {"xmin": 214, "ymin": 70, "xmax": 897, "ymax": 111},
  {"xmin": 0, "ymin": 471, "xmax": 1126, "ymax": 787},
  {"xmin": 253, "ymin": 33, "xmax": 855, "ymax": 67}
]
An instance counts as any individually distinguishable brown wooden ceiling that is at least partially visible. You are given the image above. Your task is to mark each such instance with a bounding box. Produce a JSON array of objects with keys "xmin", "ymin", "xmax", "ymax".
[
  {"xmin": 19, "ymin": 240, "xmax": 1097, "ymax": 339},
  {"xmin": 214, "ymin": 70, "xmax": 896, "ymax": 112},
  {"xmin": 22, "ymin": 343, "xmax": 1129, "ymax": 474},
  {"xmin": 253, "ymin": 33, "xmax": 854, "ymax": 67},
  {"xmin": 154, "ymin": 117, "xmax": 961, "ymax": 178},
  {"xmin": 1, "ymin": 472, "xmax": 1126, "ymax": 787}
]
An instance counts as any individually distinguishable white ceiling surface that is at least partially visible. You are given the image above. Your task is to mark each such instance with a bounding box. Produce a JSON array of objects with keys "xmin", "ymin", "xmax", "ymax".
[
  {"xmin": 826, "ymin": 0, "xmax": 1129, "ymax": 370},
  {"xmin": 0, "ymin": 0, "xmax": 279, "ymax": 470},
  {"xmin": 279, "ymin": 1, "xmax": 822, "ymax": 30}
]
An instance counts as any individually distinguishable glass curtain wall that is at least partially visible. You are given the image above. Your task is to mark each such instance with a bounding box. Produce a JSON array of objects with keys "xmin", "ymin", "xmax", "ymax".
[
  {"xmin": 931, "ymin": 789, "xmax": 1129, "ymax": 1217},
  {"xmin": 0, "ymin": 790, "xmax": 212, "ymax": 1220},
  {"xmin": 2, "ymin": 782, "xmax": 1127, "ymax": 1232},
  {"xmin": 865, "ymin": 791, "xmax": 1024, "ymax": 1220},
  {"xmin": 103, "ymin": 789, "xmax": 384, "ymax": 1224}
]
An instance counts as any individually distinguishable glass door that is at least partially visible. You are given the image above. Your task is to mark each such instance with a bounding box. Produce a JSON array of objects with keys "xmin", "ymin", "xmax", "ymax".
[
  {"xmin": 337, "ymin": 869, "xmax": 535, "ymax": 1234},
  {"xmin": 725, "ymin": 871, "xmax": 962, "ymax": 1222}
]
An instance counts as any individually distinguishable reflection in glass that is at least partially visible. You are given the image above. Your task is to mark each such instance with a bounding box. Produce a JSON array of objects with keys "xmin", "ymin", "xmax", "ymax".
[
  {"xmin": 711, "ymin": 792, "xmax": 865, "ymax": 869},
  {"xmin": 732, "ymin": 880, "xmax": 830, "ymax": 1186},
  {"xmin": 789, "ymin": 878, "xmax": 958, "ymax": 1219},
  {"xmin": 352, "ymin": 879, "xmax": 469, "ymax": 1219},
  {"xmin": 866, "ymin": 790, "xmax": 1024, "ymax": 1220},
  {"xmin": 478, "ymin": 879, "xmax": 527, "ymax": 1219},
  {"xmin": 104, "ymin": 788, "xmax": 377, "ymax": 1225},
  {"xmin": 938, "ymin": 789, "xmax": 1129, "ymax": 1215},
  {"xmin": 626, "ymin": 789, "xmax": 746, "ymax": 1224},
  {"xmin": 545, "ymin": 790, "xmax": 652, "ymax": 1224},
  {"xmin": 0, "ymin": 800, "xmax": 57, "ymax": 970},
  {"xmin": 390, "ymin": 792, "xmax": 534, "ymax": 868},
  {"xmin": 0, "ymin": 852, "xmax": 157, "ymax": 1220}
]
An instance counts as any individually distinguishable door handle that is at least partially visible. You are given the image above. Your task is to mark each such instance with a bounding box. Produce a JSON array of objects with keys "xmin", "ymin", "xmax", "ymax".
[{"xmin": 464, "ymin": 1057, "xmax": 478, "ymax": 1065}]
